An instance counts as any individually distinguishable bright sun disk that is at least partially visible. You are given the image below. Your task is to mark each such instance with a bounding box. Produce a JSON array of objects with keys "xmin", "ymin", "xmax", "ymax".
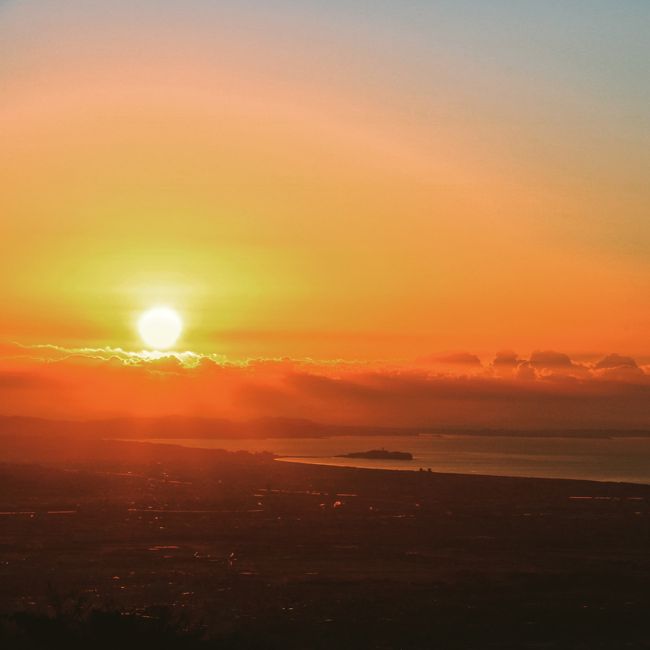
[{"xmin": 138, "ymin": 307, "xmax": 183, "ymax": 350}]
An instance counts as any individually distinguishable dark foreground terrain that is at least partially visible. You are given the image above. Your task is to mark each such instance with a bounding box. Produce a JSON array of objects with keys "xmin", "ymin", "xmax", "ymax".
[{"xmin": 1, "ymin": 436, "xmax": 649, "ymax": 649}]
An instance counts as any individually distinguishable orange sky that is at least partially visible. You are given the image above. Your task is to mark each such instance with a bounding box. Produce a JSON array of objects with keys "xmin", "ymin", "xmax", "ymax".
[{"xmin": 1, "ymin": 1, "xmax": 649, "ymax": 426}]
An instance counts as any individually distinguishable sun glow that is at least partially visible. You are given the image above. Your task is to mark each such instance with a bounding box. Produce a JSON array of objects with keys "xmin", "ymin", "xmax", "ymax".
[{"xmin": 137, "ymin": 307, "xmax": 183, "ymax": 350}]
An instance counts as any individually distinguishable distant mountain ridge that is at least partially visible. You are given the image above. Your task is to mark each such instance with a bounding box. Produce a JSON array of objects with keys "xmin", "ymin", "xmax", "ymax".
[
  {"xmin": 1, "ymin": 415, "xmax": 650, "ymax": 439},
  {"xmin": 0, "ymin": 415, "xmax": 413, "ymax": 439}
]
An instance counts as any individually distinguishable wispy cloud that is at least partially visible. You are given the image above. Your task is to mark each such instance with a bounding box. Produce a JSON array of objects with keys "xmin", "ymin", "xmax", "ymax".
[
  {"xmin": 6, "ymin": 342, "xmax": 376, "ymax": 371},
  {"xmin": 12, "ymin": 343, "xmax": 231, "ymax": 369}
]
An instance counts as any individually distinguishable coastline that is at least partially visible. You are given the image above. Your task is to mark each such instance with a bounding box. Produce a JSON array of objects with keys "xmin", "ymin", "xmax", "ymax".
[{"xmin": 274, "ymin": 455, "xmax": 650, "ymax": 487}]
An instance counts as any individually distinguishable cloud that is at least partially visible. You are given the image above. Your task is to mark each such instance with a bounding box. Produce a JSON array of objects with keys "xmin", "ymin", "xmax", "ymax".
[
  {"xmin": 593, "ymin": 354, "xmax": 645, "ymax": 381},
  {"xmin": 529, "ymin": 350, "xmax": 574, "ymax": 369},
  {"xmin": 0, "ymin": 341, "xmax": 648, "ymax": 429},
  {"xmin": 493, "ymin": 350, "xmax": 525, "ymax": 366},
  {"xmin": 526, "ymin": 350, "xmax": 591, "ymax": 379},
  {"xmin": 6, "ymin": 343, "xmax": 230, "ymax": 369},
  {"xmin": 490, "ymin": 350, "xmax": 525, "ymax": 377},
  {"xmin": 595, "ymin": 353, "xmax": 638, "ymax": 369}
]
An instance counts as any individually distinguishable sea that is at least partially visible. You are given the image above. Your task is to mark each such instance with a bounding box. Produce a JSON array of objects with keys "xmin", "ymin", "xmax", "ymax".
[{"xmin": 141, "ymin": 433, "xmax": 650, "ymax": 484}]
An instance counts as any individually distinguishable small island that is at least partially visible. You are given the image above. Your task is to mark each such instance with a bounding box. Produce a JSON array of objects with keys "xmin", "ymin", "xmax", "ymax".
[{"xmin": 337, "ymin": 449, "xmax": 413, "ymax": 461}]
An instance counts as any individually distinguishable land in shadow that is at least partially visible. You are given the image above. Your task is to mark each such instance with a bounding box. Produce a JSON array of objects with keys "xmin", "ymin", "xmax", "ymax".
[{"xmin": 1, "ymin": 435, "xmax": 650, "ymax": 649}]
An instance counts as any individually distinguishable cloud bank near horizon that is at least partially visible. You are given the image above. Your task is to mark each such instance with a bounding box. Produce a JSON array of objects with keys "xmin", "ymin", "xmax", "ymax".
[{"xmin": 1, "ymin": 342, "xmax": 649, "ymax": 430}]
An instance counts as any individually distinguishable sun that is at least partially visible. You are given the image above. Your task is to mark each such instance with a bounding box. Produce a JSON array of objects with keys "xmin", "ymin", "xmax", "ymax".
[{"xmin": 137, "ymin": 307, "xmax": 183, "ymax": 350}]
